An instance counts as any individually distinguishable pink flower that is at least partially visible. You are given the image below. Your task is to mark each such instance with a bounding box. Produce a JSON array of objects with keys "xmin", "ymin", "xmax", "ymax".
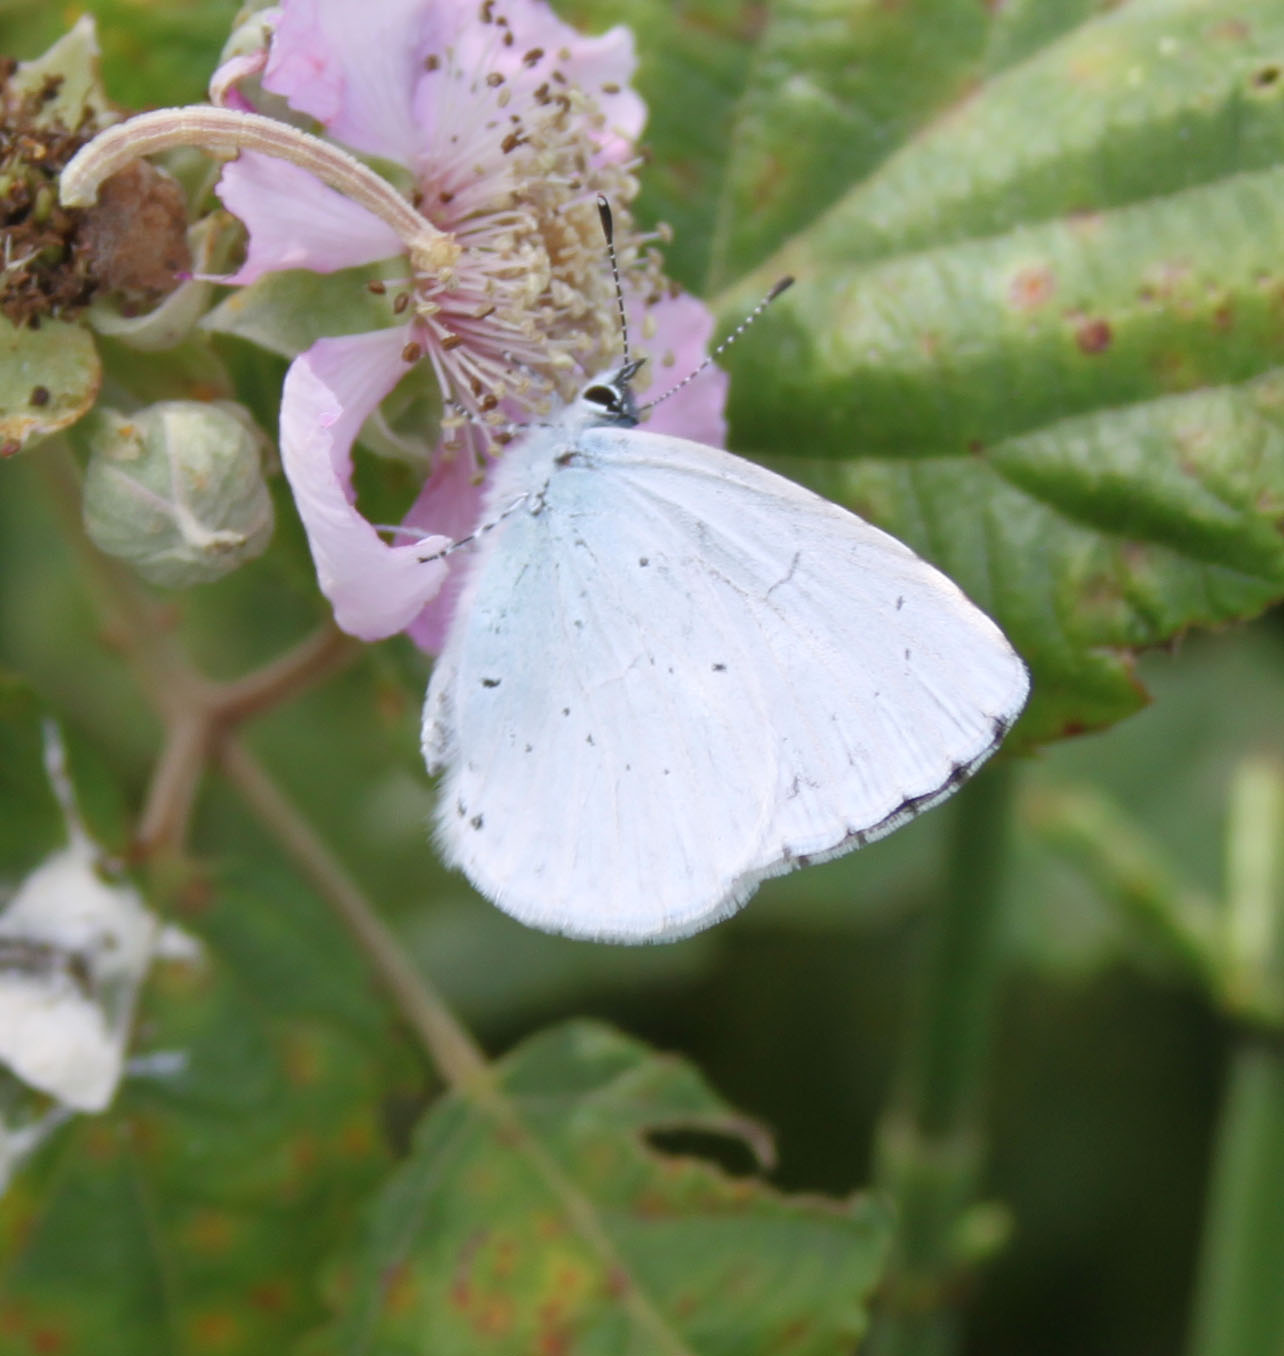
[{"xmin": 209, "ymin": 0, "xmax": 728, "ymax": 645}]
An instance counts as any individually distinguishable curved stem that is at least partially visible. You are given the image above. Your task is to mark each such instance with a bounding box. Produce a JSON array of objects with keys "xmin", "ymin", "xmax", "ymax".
[
  {"xmin": 59, "ymin": 106, "xmax": 459, "ymax": 276},
  {"xmin": 212, "ymin": 622, "xmax": 358, "ymax": 726},
  {"xmin": 135, "ymin": 711, "xmax": 211, "ymax": 857},
  {"xmin": 218, "ymin": 737, "xmax": 489, "ymax": 1091}
]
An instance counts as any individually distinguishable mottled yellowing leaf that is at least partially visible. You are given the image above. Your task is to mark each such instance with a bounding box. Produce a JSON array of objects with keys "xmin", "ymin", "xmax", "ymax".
[
  {"xmin": 0, "ymin": 866, "xmax": 422, "ymax": 1356},
  {"xmin": 330, "ymin": 1022, "xmax": 891, "ymax": 1356},
  {"xmin": 0, "ymin": 316, "xmax": 101, "ymax": 455}
]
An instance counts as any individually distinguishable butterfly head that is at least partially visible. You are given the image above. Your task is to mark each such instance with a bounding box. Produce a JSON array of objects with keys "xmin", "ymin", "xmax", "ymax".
[{"xmin": 577, "ymin": 359, "xmax": 644, "ymax": 428}]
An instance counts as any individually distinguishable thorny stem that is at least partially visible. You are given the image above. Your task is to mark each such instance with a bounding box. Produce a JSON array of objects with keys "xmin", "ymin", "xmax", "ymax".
[
  {"xmin": 218, "ymin": 739, "xmax": 490, "ymax": 1090},
  {"xmin": 59, "ymin": 106, "xmax": 460, "ymax": 277},
  {"xmin": 38, "ymin": 447, "xmax": 697, "ymax": 1355},
  {"xmin": 135, "ymin": 711, "xmax": 210, "ymax": 857},
  {"xmin": 134, "ymin": 623, "xmax": 358, "ymax": 855}
]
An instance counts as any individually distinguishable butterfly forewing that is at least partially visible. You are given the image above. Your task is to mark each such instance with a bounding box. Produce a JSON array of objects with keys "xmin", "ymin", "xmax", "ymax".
[{"xmin": 423, "ymin": 422, "xmax": 1028, "ymax": 942}]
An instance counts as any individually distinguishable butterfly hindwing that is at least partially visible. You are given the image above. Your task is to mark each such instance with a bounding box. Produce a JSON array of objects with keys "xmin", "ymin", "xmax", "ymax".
[{"xmin": 423, "ymin": 425, "xmax": 1028, "ymax": 941}]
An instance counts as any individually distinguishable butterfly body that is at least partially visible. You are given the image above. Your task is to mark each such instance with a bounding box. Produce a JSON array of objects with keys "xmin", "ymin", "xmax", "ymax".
[{"xmin": 423, "ymin": 366, "xmax": 1029, "ymax": 942}]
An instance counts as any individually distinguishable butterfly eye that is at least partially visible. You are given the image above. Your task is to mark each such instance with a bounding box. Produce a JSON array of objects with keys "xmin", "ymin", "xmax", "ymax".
[{"xmin": 583, "ymin": 384, "xmax": 619, "ymax": 409}]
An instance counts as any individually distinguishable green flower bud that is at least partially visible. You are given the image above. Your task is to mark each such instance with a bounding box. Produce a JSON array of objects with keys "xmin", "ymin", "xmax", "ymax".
[{"xmin": 82, "ymin": 400, "xmax": 274, "ymax": 587}]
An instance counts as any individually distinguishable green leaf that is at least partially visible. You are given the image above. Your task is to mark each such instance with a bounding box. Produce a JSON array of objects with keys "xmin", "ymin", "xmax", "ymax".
[
  {"xmin": 3, "ymin": 0, "xmax": 243, "ymax": 109},
  {"xmin": 202, "ymin": 265, "xmax": 410, "ymax": 362},
  {"xmin": 330, "ymin": 1021, "xmax": 890, "ymax": 1355},
  {"xmin": 202, "ymin": 265, "xmax": 445, "ymax": 462},
  {"xmin": 0, "ymin": 864, "xmax": 423, "ymax": 1356},
  {"xmin": 608, "ymin": 0, "xmax": 1284, "ymax": 744},
  {"xmin": 6, "ymin": 15, "xmax": 114, "ymax": 133},
  {"xmin": 0, "ymin": 316, "xmax": 102, "ymax": 454}
]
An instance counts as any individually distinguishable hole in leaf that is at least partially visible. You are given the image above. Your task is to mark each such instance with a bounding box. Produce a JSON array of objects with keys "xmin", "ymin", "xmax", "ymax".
[{"xmin": 645, "ymin": 1127, "xmax": 762, "ymax": 1177}]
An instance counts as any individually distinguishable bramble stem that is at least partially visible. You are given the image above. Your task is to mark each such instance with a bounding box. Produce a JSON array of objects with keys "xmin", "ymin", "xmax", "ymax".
[
  {"xmin": 870, "ymin": 761, "xmax": 1018, "ymax": 1356},
  {"xmin": 218, "ymin": 738, "xmax": 490, "ymax": 1091},
  {"xmin": 59, "ymin": 106, "xmax": 459, "ymax": 276}
]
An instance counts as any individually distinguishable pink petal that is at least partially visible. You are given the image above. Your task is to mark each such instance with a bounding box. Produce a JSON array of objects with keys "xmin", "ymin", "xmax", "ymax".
[
  {"xmin": 264, "ymin": 0, "xmax": 433, "ymax": 165},
  {"xmin": 280, "ymin": 327, "xmax": 450, "ymax": 639},
  {"xmin": 631, "ymin": 290, "xmax": 729, "ymax": 448},
  {"xmin": 401, "ymin": 450, "xmax": 488, "ymax": 655},
  {"xmin": 536, "ymin": 20, "xmax": 646, "ymax": 156},
  {"xmin": 409, "ymin": 4, "xmax": 644, "ymax": 174},
  {"xmin": 215, "ymin": 151, "xmax": 404, "ymax": 284},
  {"xmin": 209, "ymin": 50, "xmax": 267, "ymax": 109}
]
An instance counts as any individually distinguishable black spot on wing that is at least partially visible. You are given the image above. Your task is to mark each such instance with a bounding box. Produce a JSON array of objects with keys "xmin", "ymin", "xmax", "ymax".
[
  {"xmin": 470, "ymin": 813, "xmax": 484, "ymax": 830},
  {"xmin": 481, "ymin": 676, "xmax": 501, "ymax": 688}
]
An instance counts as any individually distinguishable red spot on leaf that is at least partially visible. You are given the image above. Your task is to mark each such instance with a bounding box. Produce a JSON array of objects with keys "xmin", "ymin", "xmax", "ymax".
[
  {"xmin": 476, "ymin": 1293, "xmax": 515, "ymax": 1335},
  {"xmin": 1008, "ymin": 265, "xmax": 1055, "ymax": 312},
  {"xmin": 82, "ymin": 1123, "xmax": 118, "ymax": 1162},
  {"xmin": 31, "ymin": 1328, "xmax": 66, "ymax": 1354},
  {"xmin": 1208, "ymin": 18, "xmax": 1249, "ymax": 40},
  {"xmin": 338, "ymin": 1117, "xmax": 375, "ymax": 1156},
  {"xmin": 282, "ymin": 1033, "xmax": 324, "ymax": 1086},
  {"xmin": 535, "ymin": 1211, "xmax": 565, "ymax": 1239},
  {"xmin": 190, "ymin": 1308, "xmax": 241, "ymax": 1348},
  {"xmin": 182, "ymin": 1208, "xmax": 237, "ymax": 1254},
  {"xmin": 554, "ymin": 1263, "xmax": 589, "ymax": 1296},
  {"xmin": 450, "ymin": 1231, "xmax": 487, "ymax": 1310},
  {"xmin": 381, "ymin": 1261, "xmax": 419, "ymax": 1315},
  {"xmin": 249, "ymin": 1279, "xmax": 291, "ymax": 1312},
  {"xmin": 776, "ymin": 1316, "xmax": 813, "ymax": 1347},
  {"xmin": 289, "ymin": 1132, "xmax": 319, "ymax": 1173},
  {"xmin": 1075, "ymin": 318, "xmax": 1113, "ymax": 354}
]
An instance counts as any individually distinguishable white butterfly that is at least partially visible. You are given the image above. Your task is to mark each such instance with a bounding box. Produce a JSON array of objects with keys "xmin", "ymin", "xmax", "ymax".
[{"xmin": 421, "ymin": 352, "xmax": 1030, "ymax": 942}]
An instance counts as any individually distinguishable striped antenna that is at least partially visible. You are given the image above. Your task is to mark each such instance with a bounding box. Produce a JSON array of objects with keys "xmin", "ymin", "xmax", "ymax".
[
  {"xmin": 638, "ymin": 276, "xmax": 794, "ymax": 415},
  {"xmin": 596, "ymin": 195, "xmax": 632, "ymax": 368}
]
